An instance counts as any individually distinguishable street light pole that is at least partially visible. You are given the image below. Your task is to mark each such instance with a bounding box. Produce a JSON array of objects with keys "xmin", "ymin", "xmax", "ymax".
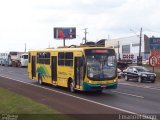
[
  {"xmin": 130, "ymin": 28, "xmax": 143, "ymax": 65},
  {"xmin": 118, "ymin": 41, "xmax": 120, "ymax": 61},
  {"xmin": 139, "ymin": 27, "xmax": 142, "ymax": 57},
  {"xmin": 24, "ymin": 43, "xmax": 26, "ymax": 52}
]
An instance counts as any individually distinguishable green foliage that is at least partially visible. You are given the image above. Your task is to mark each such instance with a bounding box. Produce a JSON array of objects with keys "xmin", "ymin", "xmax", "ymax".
[{"xmin": 0, "ymin": 88, "xmax": 70, "ymax": 120}]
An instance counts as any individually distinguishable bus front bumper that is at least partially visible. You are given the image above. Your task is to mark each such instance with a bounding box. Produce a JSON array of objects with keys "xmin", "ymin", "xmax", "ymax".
[{"xmin": 83, "ymin": 82, "xmax": 117, "ymax": 91}]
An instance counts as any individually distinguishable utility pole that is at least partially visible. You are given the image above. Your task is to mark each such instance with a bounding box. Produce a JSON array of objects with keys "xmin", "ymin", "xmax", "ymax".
[
  {"xmin": 24, "ymin": 43, "xmax": 26, "ymax": 52},
  {"xmin": 137, "ymin": 27, "xmax": 143, "ymax": 66},
  {"xmin": 83, "ymin": 28, "xmax": 88, "ymax": 44},
  {"xmin": 139, "ymin": 27, "xmax": 142, "ymax": 57},
  {"xmin": 108, "ymin": 34, "xmax": 110, "ymax": 40},
  {"xmin": 48, "ymin": 43, "xmax": 50, "ymax": 48},
  {"xmin": 130, "ymin": 28, "xmax": 143, "ymax": 65},
  {"xmin": 118, "ymin": 41, "xmax": 120, "ymax": 61}
]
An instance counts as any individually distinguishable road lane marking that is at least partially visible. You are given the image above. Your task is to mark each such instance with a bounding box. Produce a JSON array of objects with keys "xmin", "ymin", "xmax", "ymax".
[
  {"xmin": 119, "ymin": 82, "xmax": 160, "ymax": 91},
  {"xmin": 0, "ymin": 74, "xmax": 157, "ymax": 120},
  {"xmin": 111, "ymin": 90, "xmax": 144, "ymax": 99},
  {"xmin": 0, "ymin": 74, "xmax": 136, "ymax": 114}
]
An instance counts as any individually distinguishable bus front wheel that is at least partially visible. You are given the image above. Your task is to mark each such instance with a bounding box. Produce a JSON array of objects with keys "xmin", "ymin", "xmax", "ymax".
[{"xmin": 96, "ymin": 90, "xmax": 103, "ymax": 93}]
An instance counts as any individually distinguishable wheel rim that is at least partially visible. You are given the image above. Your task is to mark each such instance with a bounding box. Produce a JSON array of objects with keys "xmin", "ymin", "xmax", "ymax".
[
  {"xmin": 138, "ymin": 77, "xmax": 141, "ymax": 83},
  {"xmin": 125, "ymin": 75, "xmax": 127, "ymax": 80},
  {"xmin": 70, "ymin": 82, "xmax": 74, "ymax": 92}
]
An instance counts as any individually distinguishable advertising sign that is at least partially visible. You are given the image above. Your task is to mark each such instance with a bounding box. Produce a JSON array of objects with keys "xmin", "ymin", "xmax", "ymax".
[
  {"xmin": 137, "ymin": 56, "xmax": 142, "ymax": 65},
  {"xmin": 122, "ymin": 54, "xmax": 134, "ymax": 59},
  {"xmin": 149, "ymin": 38, "xmax": 160, "ymax": 67},
  {"xmin": 149, "ymin": 50, "xmax": 160, "ymax": 67},
  {"xmin": 54, "ymin": 27, "xmax": 76, "ymax": 39},
  {"xmin": 150, "ymin": 38, "xmax": 160, "ymax": 50}
]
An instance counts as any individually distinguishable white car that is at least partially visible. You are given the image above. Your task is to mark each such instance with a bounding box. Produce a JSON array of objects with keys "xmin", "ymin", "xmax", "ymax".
[{"xmin": 142, "ymin": 59, "xmax": 149, "ymax": 64}]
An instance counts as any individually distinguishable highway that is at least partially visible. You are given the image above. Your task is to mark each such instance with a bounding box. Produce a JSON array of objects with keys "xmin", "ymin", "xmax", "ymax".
[{"xmin": 0, "ymin": 66, "xmax": 160, "ymax": 119}]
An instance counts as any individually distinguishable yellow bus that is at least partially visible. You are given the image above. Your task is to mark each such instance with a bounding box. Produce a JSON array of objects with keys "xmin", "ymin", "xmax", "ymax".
[{"xmin": 28, "ymin": 47, "xmax": 118, "ymax": 92}]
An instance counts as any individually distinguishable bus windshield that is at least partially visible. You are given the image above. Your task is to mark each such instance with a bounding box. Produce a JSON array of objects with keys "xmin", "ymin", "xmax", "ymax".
[{"xmin": 85, "ymin": 49, "xmax": 116, "ymax": 81}]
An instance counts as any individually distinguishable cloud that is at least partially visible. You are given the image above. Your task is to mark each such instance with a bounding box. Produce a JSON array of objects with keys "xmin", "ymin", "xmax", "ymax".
[{"xmin": 0, "ymin": 0, "xmax": 160, "ymax": 51}]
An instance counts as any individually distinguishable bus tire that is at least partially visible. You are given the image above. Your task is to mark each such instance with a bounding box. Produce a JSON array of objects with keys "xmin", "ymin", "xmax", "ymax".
[
  {"xmin": 38, "ymin": 74, "xmax": 43, "ymax": 85},
  {"xmin": 68, "ymin": 80, "xmax": 75, "ymax": 93},
  {"xmin": 96, "ymin": 90, "xmax": 103, "ymax": 93}
]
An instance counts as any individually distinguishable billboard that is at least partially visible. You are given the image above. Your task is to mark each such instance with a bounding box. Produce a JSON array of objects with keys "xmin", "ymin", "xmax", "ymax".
[
  {"xmin": 150, "ymin": 38, "xmax": 160, "ymax": 67},
  {"xmin": 54, "ymin": 27, "xmax": 76, "ymax": 39},
  {"xmin": 150, "ymin": 38, "xmax": 160, "ymax": 50}
]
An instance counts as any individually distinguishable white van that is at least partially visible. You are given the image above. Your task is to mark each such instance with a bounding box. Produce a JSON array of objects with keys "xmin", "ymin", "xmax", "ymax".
[{"xmin": 19, "ymin": 53, "xmax": 28, "ymax": 67}]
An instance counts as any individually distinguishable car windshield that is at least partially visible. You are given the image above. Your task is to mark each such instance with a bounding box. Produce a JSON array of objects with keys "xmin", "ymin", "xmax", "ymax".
[
  {"xmin": 23, "ymin": 55, "xmax": 28, "ymax": 59},
  {"xmin": 136, "ymin": 67, "xmax": 150, "ymax": 72}
]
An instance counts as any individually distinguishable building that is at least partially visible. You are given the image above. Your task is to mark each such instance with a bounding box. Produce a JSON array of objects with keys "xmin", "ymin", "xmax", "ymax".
[{"xmin": 105, "ymin": 34, "xmax": 150, "ymax": 61}]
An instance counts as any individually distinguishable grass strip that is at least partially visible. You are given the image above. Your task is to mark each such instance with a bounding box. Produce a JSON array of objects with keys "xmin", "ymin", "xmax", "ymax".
[{"xmin": 0, "ymin": 87, "xmax": 71, "ymax": 120}]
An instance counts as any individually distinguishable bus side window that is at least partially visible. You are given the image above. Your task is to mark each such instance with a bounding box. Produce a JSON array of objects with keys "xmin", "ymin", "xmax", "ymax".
[
  {"xmin": 58, "ymin": 52, "xmax": 65, "ymax": 66},
  {"xmin": 65, "ymin": 52, "xmax": 73, "ymax": 66}
]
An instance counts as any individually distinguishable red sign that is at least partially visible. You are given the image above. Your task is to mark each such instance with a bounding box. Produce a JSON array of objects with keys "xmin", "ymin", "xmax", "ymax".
[{"xmin": 149, "ymin": 55, "xmax": 160, "ymax": 67}]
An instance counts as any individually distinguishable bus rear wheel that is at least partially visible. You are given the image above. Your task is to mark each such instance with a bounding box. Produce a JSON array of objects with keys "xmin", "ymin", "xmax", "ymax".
[{"xmin": 38, "ymin": 74, "xmax": 43, "ymax": 85}]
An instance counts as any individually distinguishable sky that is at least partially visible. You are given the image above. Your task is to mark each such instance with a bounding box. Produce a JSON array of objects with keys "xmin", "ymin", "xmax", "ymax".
[{"xmin": 0, "ymin": 0, "xmax": 160, "ymax": 52}]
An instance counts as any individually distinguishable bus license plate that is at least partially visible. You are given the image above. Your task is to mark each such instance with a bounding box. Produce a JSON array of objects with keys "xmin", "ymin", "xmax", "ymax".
[{"xmin": 101, "ymin": 85, "xmax": 106, "ymax": 88}]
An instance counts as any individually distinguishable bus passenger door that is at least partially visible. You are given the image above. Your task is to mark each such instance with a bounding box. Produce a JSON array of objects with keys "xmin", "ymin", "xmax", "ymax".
[
  {"xmin": 51, "ymin": 56, "xmax": 57, "ymax": 82},
  {"xmin": 31, "ymin": 56, "xmax": 36, "ymax": 79},
  {"xmin": 74, "ymin": 57, "xmax": 84, "ymax": 89}
]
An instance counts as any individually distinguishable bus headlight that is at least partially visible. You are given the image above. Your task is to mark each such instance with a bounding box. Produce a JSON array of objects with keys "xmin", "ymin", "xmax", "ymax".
[{"xmin": 113, "ymin": 79, "xmax": 117, "ymax": 82}]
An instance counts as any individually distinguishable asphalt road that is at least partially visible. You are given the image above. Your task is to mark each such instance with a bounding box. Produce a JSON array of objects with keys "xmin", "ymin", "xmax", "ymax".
[{"xmin": 0, "ymin": 66, "xmax": 160, "ymax": 119}]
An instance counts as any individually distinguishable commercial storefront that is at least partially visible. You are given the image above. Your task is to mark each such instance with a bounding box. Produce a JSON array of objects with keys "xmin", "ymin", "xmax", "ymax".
[{"xmin": 105, "ymin": 34, "xmax": 150, "ymax": 61}]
